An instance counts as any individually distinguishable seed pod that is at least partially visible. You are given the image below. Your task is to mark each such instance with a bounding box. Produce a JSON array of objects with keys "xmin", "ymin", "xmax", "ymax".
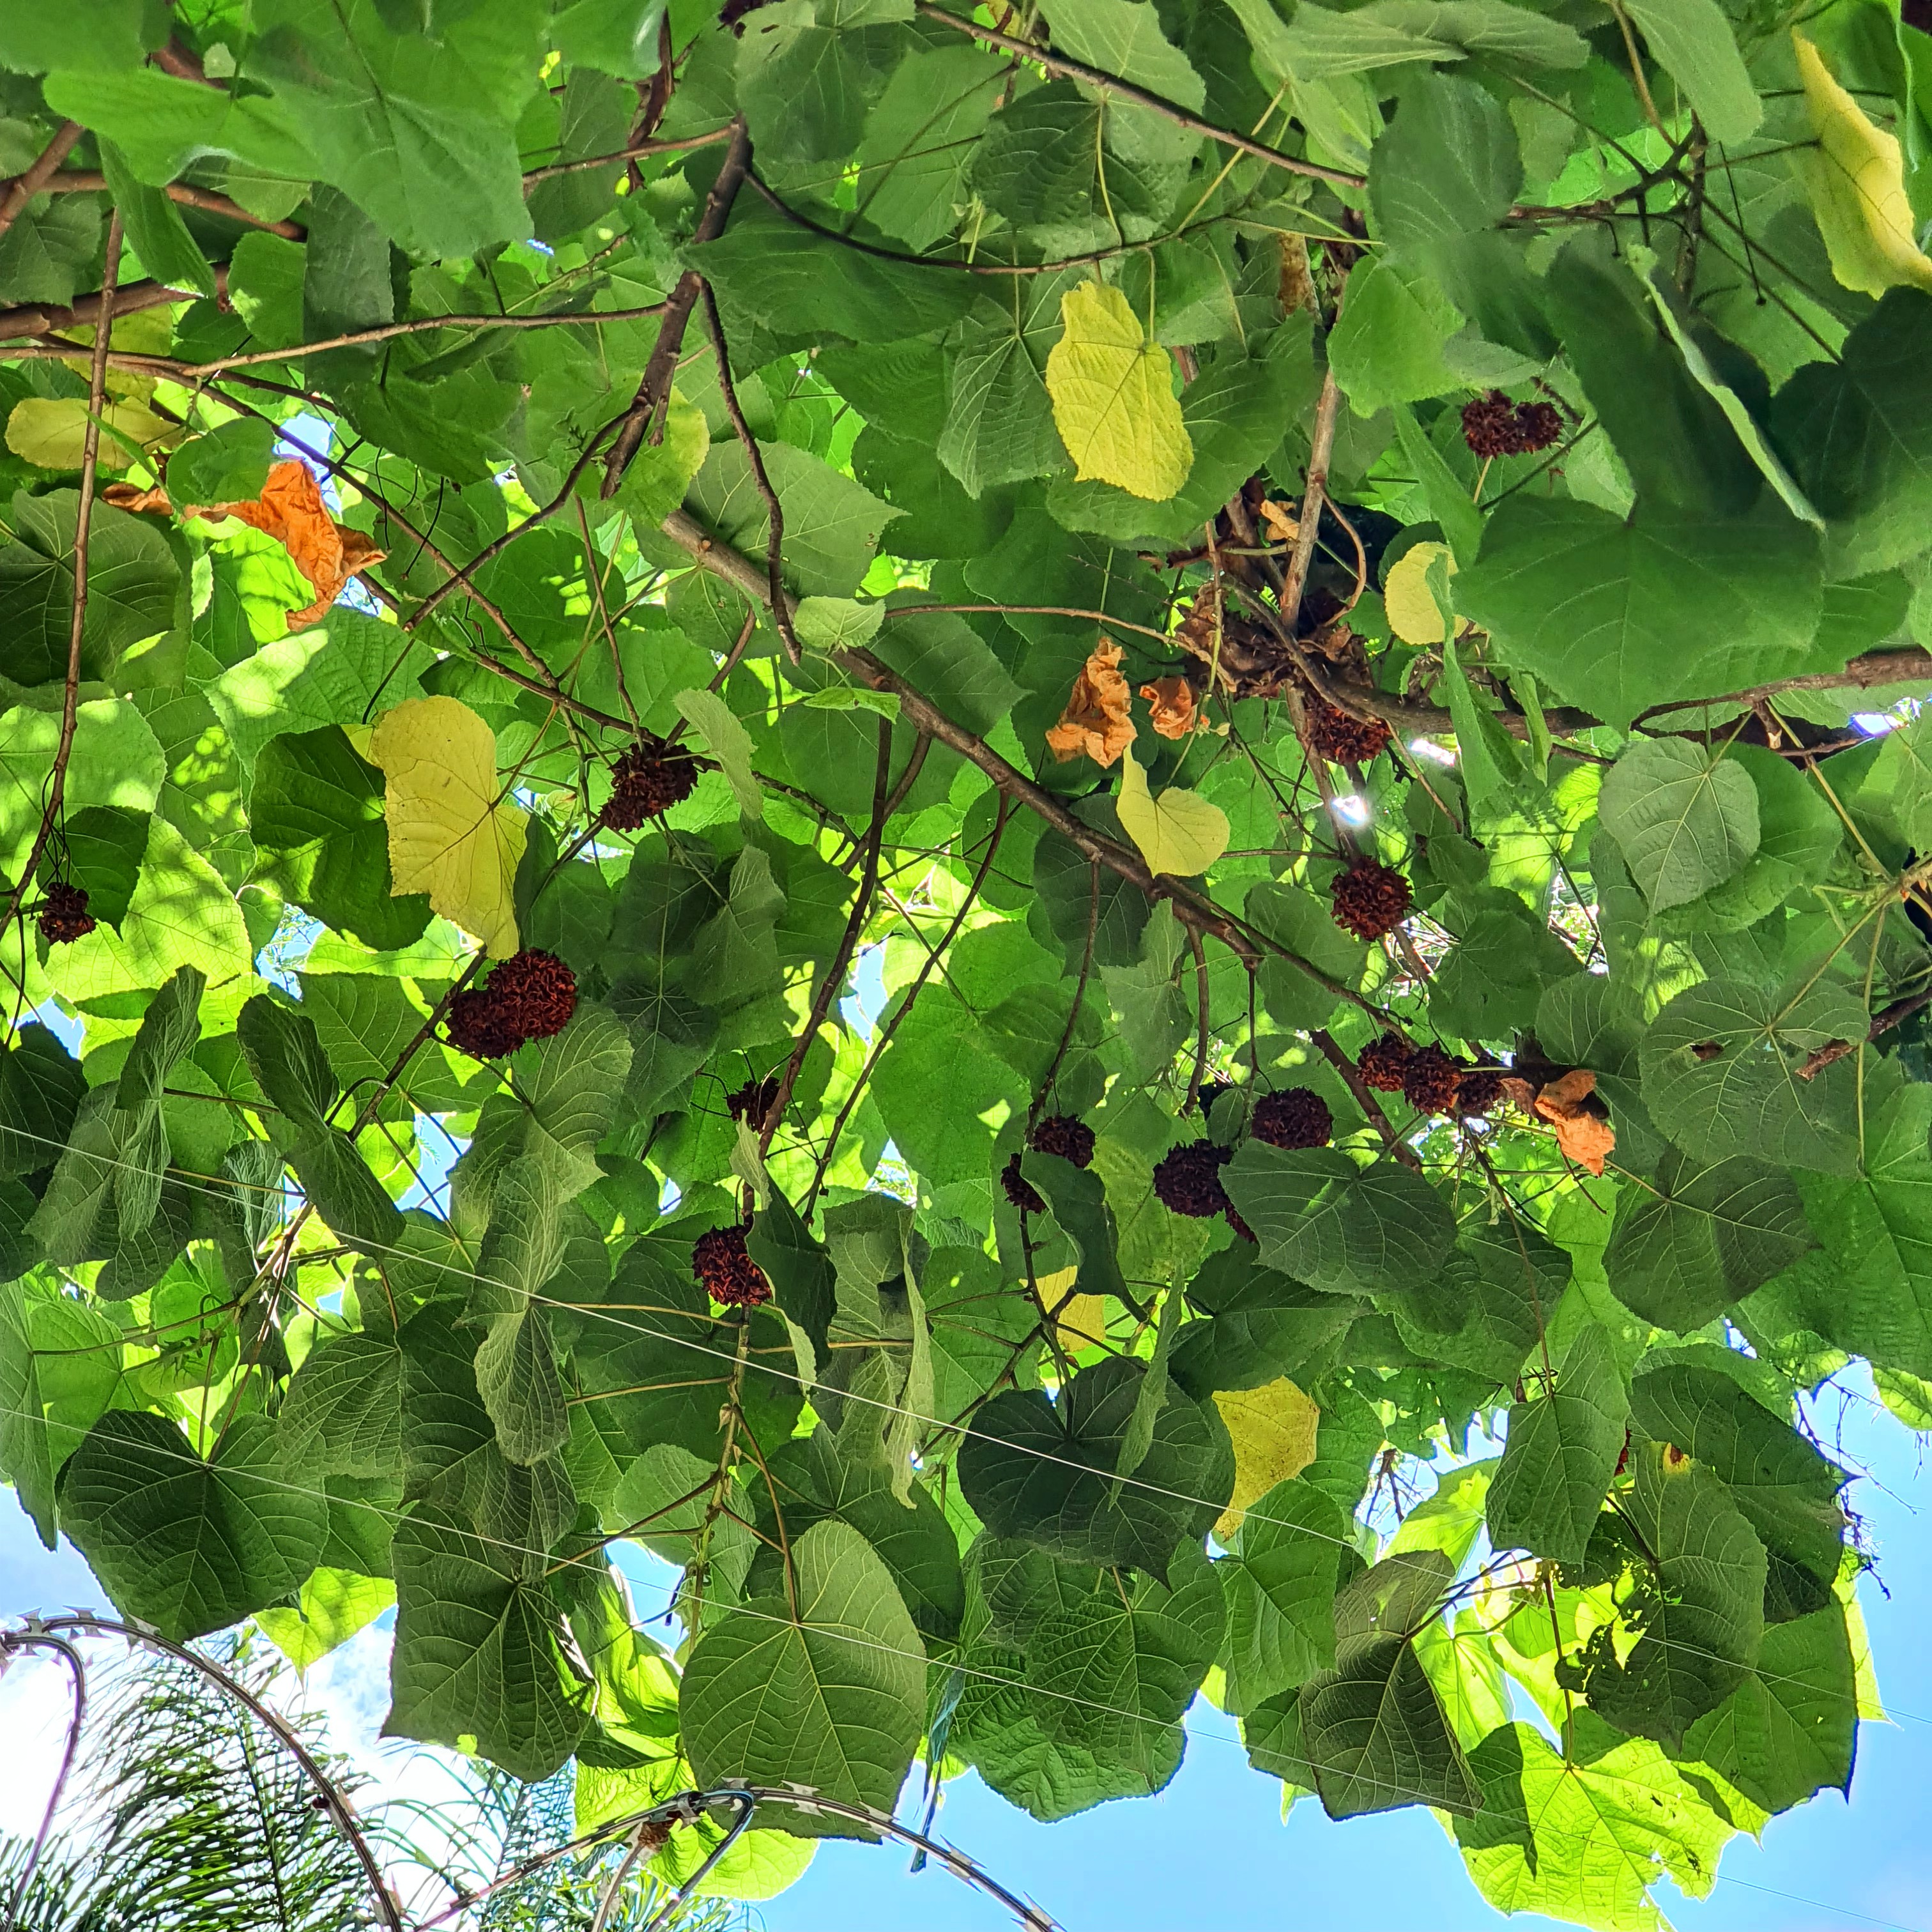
[
  {"xmin": 1330, "ymin": 861, "xmax": 1412, "ymax": 942},
  {"xmin": 1356, "ymin": 1032, "xmax": 1413, "ymax": 1093},
  {"xmin": 1153, "ymin": 1139, "xmax": 1234, "ymax": 1218},
  {"xmin": 692, "ymin": 1223, "xmax": 772, "ymax": 1307},
  {"xmin": 36, "ymin": 881, "xmax": 96, "ymax": 945},
  {"xmin": 1251, "ymin": 1087, "xmax": 1333, "ymax": 1150},
  {"xmin": 1029, "ymin": 1114, "xmax": 1096, "ymax": 1169}
]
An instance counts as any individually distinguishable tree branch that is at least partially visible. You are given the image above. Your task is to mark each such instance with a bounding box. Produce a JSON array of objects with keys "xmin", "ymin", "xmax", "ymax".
[
  {"xmin": 700, "ymin": 280, "xmax": 801, "ymax": 664},
  {"xmin": 0, "ymin": 213, "xmax": 123, "ymax": 942},
  {"xmin": 654, "ymin": 506, "xmax": 1388, "ymax": 1013},
  {"xmin": 601, "ymin": 117, "xmax": 752, "ymax": 497},
  {"xmin": 912, "ymin": 2, "xmax": 1363, "ymax": 189},
  {"xmin": 1278, "ymin": 365, "xmax": 1341, "ymax": 635},
  {"xmin": 0, "ymin": 121, "xmax": 83, "ymax": 244},
  {"xmin": 0, "ymin": 268, "xmax": 224, "ymax": 345},
  {"xmin": 34, "ymin": 170, "xmax": 303, "ymax": 236}
]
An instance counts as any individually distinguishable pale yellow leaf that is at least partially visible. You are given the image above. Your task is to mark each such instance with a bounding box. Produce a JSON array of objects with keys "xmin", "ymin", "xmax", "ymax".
[
  {"xmin": 1055, "ymin": 1292, "xmax": 1110, "ymax": 1354},
  {"xmin": 1116, "ymin": 744, "xmax": 1229, "ymax": 877},
  {"xmin": 6, "ymin": 396, "xmax": 178, "ymax": 471},
  {"xmin": 1383, "ymin": 540, "xmax": 1458, "ymax": 647},
  {"xmin": 1044, "ymin": 280, "xmax": 1193, "ymax": 501},
  {"xmin": 1213, "ymin": 1378, "xmax": 1320, "ymax": 1542},
  {"xmin": 368, "ymin": 695, "xmax": 528, "ymax": 959},
  {"xmin": 1791, "ymin": 33, "xmax": 1932, "ymax": 297}
]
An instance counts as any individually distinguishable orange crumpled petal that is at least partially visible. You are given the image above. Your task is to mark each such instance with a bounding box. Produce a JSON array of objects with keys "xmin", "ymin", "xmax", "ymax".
[
  {"xmin": 1259, "ymin": 498, "xmax": 1299, "ymax": 544},
  {"xmin": 102, "ymin": 482, "xmax": 174, "ymax": 514},
  {"xmin": 1533, "ymin": 1068, "xmax": 1616, "ymax": 1177},
  {"xmin": 119, "ymin": 459, "xmax": 387, "ymax": 627},
  {"xmin": 1046, "ymin": 637, "xmax": 1137, "ymax": 767},
  {"xmin": 189, "ymin": 459, "xmax": 384, "ymax": 627},
  {"xmin": 1139, "ymin": 676, "xmax": 1197, "ymax": 740}
]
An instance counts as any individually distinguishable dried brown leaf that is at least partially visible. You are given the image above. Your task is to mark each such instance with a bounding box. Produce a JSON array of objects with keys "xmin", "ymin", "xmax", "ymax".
[
  {"xmin": 1140, "ymin": 675, "xmax": 1197, "ymax": 740},
  {"xmin": 185, "ymin": 459, "xmax": 387, "ymax": 627},
  {"xmin": 1533, "ymin": 1068, "xmax": 1616, "ymax": 1177},
  {"xmin": 1046, "ymin": 636, "xmax": 1136, "ymax": 767}
]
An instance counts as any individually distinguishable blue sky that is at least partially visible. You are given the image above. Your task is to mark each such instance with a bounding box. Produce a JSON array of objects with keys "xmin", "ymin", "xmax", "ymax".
[{"xmin": 3, "ymin": 1370, "xmax": 1928, "ymax": 1931}]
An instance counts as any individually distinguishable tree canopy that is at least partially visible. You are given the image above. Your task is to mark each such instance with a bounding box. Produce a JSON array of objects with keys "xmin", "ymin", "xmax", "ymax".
[{"xmin": 2, "ymin": 0, "xmax": 1931, "ymax": 1924}]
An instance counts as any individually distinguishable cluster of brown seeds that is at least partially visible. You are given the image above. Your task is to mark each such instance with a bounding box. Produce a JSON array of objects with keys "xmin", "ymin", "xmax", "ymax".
[{"xmin": 445, "ymin": 950, "xmax": 579, "ymax": 1061}]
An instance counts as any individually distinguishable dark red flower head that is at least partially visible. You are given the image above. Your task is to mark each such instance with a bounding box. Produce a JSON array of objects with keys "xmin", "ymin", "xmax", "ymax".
[
  {"xmin": 1029, "ymin": 1114, "xmax": 1096, "ymax": 1169},
  {"xmin": 1356, "ymin": 1032, "xmax": 1413, "ymax": 1093},
  {"xmin": 446, "ymin": 986, "xmax": 524, "ymax": 1060},
  {"xmin": 36, "ymin": 881, "xmax": 96, "ymax": 946},
  {"xmin": 601, "ymin": 732, "xmax": 700, "ymax": 831},
  {"xmin": 1403, "ymin": 1045, "xmax": 1468, "ymax": 1116},
  {"xmin": 1153, "ymin": 1139, "xmax": 1234, "ymax": 1218},
  {"xmin": 1001, "ymin": 1153, "xmax": 1046, "ymax": 1215},
  {"xmin": 1251, "ymin": 1087, "xmax": 1333, "ymax": 1151},
  {"xmin": 487, "ymin": 949, "xmax": 578, "ymax": 1039},
  {"xmin": 693, "ymin": 1223, "xmax": 772, "ymax": 1307},
  {"xmin": 1330, "ymin": 861, "xmax": 1412, "ymax": 942}
]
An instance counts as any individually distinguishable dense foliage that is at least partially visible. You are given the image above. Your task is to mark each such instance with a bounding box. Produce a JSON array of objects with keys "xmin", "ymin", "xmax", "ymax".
[{"xmin": 2, "ymin": 0, "xmax": 1931, "ymax": 1924}]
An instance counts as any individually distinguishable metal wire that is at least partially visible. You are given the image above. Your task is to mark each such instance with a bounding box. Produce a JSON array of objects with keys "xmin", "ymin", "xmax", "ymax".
[{"xmin": 0, "ymin": 1618, "xmax": 1061, "ymax": 1932}]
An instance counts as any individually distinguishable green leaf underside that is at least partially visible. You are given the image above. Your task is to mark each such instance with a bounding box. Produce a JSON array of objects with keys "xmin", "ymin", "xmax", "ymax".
[{"xmin": 0, "ymin": 10, "xmax": 1922, "ymax": 1924}]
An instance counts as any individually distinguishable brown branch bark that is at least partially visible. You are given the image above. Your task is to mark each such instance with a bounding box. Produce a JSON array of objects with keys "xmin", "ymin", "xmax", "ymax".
[
  {"xmin": 1795, "ymin": 986, "xmax": 1932, "ymax": 1080},
  {"xmin": 0, "ymin": 215, "xmax": 123, "ymax": 941},
  {"xmin": 1278, "ymin": 365, "xmax": 1340, "ymax": 634},
  {"xmin": 0, "ymin": 122, "xmax": 84, "ymax": 244},
  {"xmin": 0, "ymin": 267, "xmax": 223, "ymax": 344},
  {"xmin": 700, "ymin": 280, "xmax": 802, "ymax": 664},
  {"xmin": 601, "ymin": 118, "xmax": 752, "ymax": 497},
  {"xmin": 34, "ymin": 171, "xmax": 302, "ymax": 236}
]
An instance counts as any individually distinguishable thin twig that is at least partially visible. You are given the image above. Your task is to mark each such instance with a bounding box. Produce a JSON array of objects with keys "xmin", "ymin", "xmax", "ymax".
[
  {"xmin": 0, "ymin": 1631, "xmax": 84, "ymax": 1932},
  {"xmin": 912, "ymin": 2, "xmax": 1361, "ymax": 188},
  {"xmin": 34, "ymin": 170, "xmax": 302, "ymax": 236},
  {"xmin": 1033, "ymin": 862, "xmax": 1102, "ymax": 1130},
  {"xmin": 0, "ymin": 122, "xmax": 83, "ymax": 243},
  {"xmin": 1278, "ymin": 366, "xmax": 1341, "ymax": 634},
  {"xmin": 760, "ymin": 719, "xmax": 895, "ymax": 1153},
  {"xmin": 700, "ymin": 279, "xmax": 801, "ymax": 664},
  {"xmin": 167, "ymin": 302, "xmax": 671, "ymax": 376},
  {"xmin": 806, "ymin": 801, "xmax": 1011, "ymax": 1213},
  {"xmin": 521, "ymin": 126, "xmax": 736, "ymax": 188},
  {"xmin": 0, "ymin": 213, "xmax": 123, "ymax": 942},
  {"xmin": 1184, "ymin": 928, "xmax": 1211, "ymax": 1115},
  {"xmin": 602, "ymin": 118, "xmax": 752, "ymax": 496}
]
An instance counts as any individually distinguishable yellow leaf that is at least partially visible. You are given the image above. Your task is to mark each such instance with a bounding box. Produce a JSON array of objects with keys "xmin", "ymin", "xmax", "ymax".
[
  {"xmin": 1213, "ymin": 1378, "xmax": 1321, "ymax": 1542},
  {"xmin": 5, "ymin": 397, "xmax": 178, "ymax": 471},
  {"xmin": 1383, "ymin": 540, "xmax": 1458, "ymax": 646},
  {"xmin": 1116, "ymin": 744, "xmax": 1229, "ymax": 877},
  {"xmin": 1055, "ymin": 1292, "xmax": 1110, "ymax": 1354},
  {"xmin": 1791, "ymin": 33, "xmax": 1932, "ymax": 298},
  {"xmin": 368, "ymin": 696, "xmax": 528, "ymax": 958},
  {"xmin": 1044, "ymin": 280, "xmax": 1193, "ymax": 502}
]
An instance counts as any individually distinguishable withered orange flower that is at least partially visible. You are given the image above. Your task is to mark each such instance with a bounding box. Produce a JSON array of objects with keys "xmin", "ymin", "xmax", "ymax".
[
  {"xmin": 1139, "ymin": 675, "xmax": 1197, "ymax": 740},
  {"xmin": 111, "ymin": 459, "xmax": 387, "ymax": 628},
  {"xmin": 101, "ymin": 482, "xmax": 172, "ymax": 515},
  {"xmin": 1046, "ymin": 636, "xmax": 1136, "ymax": 767},
  {"xmin": 1259, "ymin": 498, "xmax": 1299, "ymax": 544},
  {"xmin": 1533, "ymin": 1068, "xmax": 1616, "ymax": 1177}
]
